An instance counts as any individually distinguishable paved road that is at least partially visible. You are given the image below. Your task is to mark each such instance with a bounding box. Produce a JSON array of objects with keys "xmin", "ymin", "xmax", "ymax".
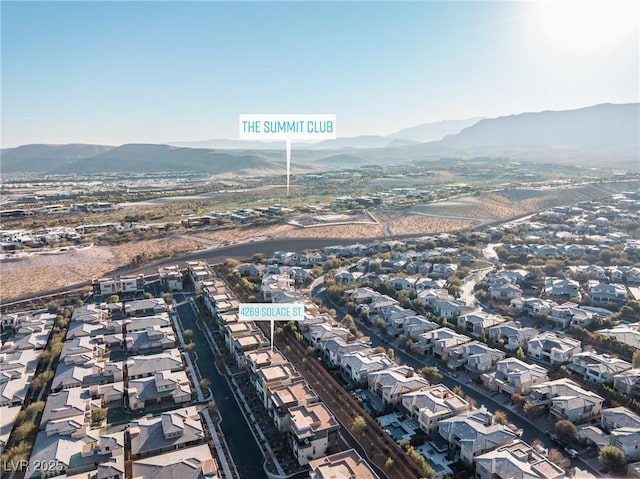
[
  {"xmin": 174, "ymin": 295, "xmax": 266, "ymax": 479},
  {"xmin": 459, "ymin": 268, "xmax": 492, "ymax": 308}
]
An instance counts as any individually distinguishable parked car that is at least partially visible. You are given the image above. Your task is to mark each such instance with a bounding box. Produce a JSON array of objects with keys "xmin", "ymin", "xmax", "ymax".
[{"xmin": 564, "ymin": 447, "xmax": 579, "ymax": 458}]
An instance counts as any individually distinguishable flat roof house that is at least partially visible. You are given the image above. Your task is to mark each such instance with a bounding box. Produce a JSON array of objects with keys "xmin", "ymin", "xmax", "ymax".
[{"xmin": 289, "ymin": 402, "xmax": 340, "ymax": 466}]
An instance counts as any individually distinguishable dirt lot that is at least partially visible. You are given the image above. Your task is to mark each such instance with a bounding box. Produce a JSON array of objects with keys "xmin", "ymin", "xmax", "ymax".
[
  {"xmin": 3, "ymin": 185, "xmax": 617, "ymax": 301},
  {"xmin": 1, "ymin": 237, "xmax": 205, "ymax": 301}
]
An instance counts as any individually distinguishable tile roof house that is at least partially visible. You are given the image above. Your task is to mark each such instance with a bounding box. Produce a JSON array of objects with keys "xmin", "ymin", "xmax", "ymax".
[
  {"xmin": 401, "ymin": 384, "xmax": 470, "ymax": 433},
  {"xmin": 128, "ymin": 370, "xmax": 192, "ymax": 411},
  {"xmin": 367, "ymin": 366, "xmax": 430, "ymax": 405},
  {"xmin": 490, "ymin": 282, "xmax": 523, "ymax": 300},
  {"xmin": 549, "ymin": 302, "xmax": 596, "ymax": 329},
  {"xmin": 544, "ymin": 277, "xmax": 581, "ymax": 300},
  {"xmin": 486, "ymin": 321, "xmax": 539, "ymax": 351},
  {"xmin": 432, "ymin": 299, "xmax": 474, "ymax": 319},
  {"xmin": 596, "ymin": 324, "xmax": 640, "ymax": 350},
  {"xmin": 131, "ymin": 444, "xmax": 218, "ymax": 479},
  {"xmin": 600, "ymin": 407, "xmax": 640, "ymax": 462},
  {"xmin": 438, "ymin": 407, "xmax": 520, "ymax": 465},
  {"xmin": 482, "ymin": 358, "xmax": 549, "ymax": 396},
  {"xmin": 40, "ymin": 388, "xmax": 91, "ymax": 430},
  {"xmin": 446, "ymin": 341, "xmax": 506, "ymax": 374},
  {"xmin": 417, "ymin": 327, "xmax": 472, "ymax": 359},
  {"xmin": 126, "ymin": 349, "xmax": 184, "ymax": 379},
  {"xmin": 306, "ymin": 323, "xmax": 350, "ymax": 349},
  {"xmin": 129, "ymin": 406, "xmax": 205, "ymax": 459},
  {"xmin": 588, "ymin": 282, "xmax": 628, "ymax": 305},
  {"xmin": 339, "ymin": 351, "xmax": 394, "ymax": 384},
  {"xmin": 529, "ymin": 378, "xmax": 604, "ymax": 422},
  {"xmin": 319, "ymin": 338, "xmax": 370, "ymax": 367},
  {"xmin": 125, "ymin": 326, "xmax": 176, "ymax": 352},
  {"xmin": 526, "ymin": 332, "xmax": 581, "ymax": 365},
  {"xmin": 401, "ymin": 316, "xmax": 439, "ymax": 340},
  {"xmin": 509, "ymin": 297, "xmax": 556, "ymax": 316},
  {"xmin": 457, "ymin": 311, "xmax": 508, "ymax": 337},
  {"xmin": 613, "ymin": 368, "xmax": 640, "ymax": 400},
  {"xmin": 568, "ymin": 352, "xmax": 632, "ymax": 385},
  {"xmin": 28, "ymin": 430, "xmax": 124, "ymax": 479},
  {"xmin": 474, "ymin": 439, "xmax": 564, "ymax": 479}
]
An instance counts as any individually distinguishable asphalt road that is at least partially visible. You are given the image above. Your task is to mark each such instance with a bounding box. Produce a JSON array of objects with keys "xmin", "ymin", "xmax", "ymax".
[{"xmin": 174, "ymin": 294, "xmax": 267, "ymax": 479}]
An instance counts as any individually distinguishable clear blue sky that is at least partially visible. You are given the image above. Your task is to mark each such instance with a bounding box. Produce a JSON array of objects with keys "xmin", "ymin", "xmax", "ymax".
[{"xmin": 2, "ymin": 1, "xmax": 638, "ymax": 147}]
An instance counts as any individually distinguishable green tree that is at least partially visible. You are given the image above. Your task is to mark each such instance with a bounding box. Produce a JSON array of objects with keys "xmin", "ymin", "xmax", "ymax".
[
  {"xmin": 493, "ymin": 410, "xmax": 509, "ymax": 425},
  {"xmin": 523, "ymin": 401, "xmax": 539, "ymax": 418},
  {"xmin": 387, "ymin": 348, "xmax": 395, "ymax": 361},
  {"xmin": 351, "ymin": 415, "xmax": 366, "ymax": 437},
  {"xmin": 224, "ymin": 257, "xmax": 240, "ymax": 268},
  {"xmin": 13, "ymin": 422, "xmax": 36, "ymax": 441},
  {"xmin": 144, "ymin": 292, "xmax": 153, "ymax": 299},
  {"xmin": 185, "ymin": 343, "xmax": 196, "ymax": 353},
  {"xmin": 75, "ymin": 299, "xmax": 84, "ymax": 307},
  {"xmin": 38, "ymin": 350, "xmax": 53, "ymax": 363},
  {"xmin": 251, "ymin": 253, "xmax": 266, "ymax": 263},
  {"xmin": 418, "ymin": 367, "xmax": 443, "ymax": 383},
  {"xmin": 25, "ymin": 401, "xmax": 45, "ymax": 418},
  {"xmin": 384, "ymin": 457, "xmax": 394, "ymax": 471},
  {"xmin": 373, "ymin": 346, "xmax": 386, "ymax": 355},
  {"xmin": 598, "ymin": 446, "xmax": 626, "ymax": 473},
  {"xmin": 91, "ymin": 407, "xmax": 107, "ymax": 425},
  {"xmin": 31, "ymin": 370, "xmax": 54, "ymax": 390},
  {"xmin": 183, "ymin": 329, "xmax": 194, "ymax": 342},
  {"xmin": 107, "ymin": 294, "xmax": 120, "ymax": 304},
  {"xmin": 341, "ymin": 314, "xmax": 357, "ymax": 335},
  {"xmin": 54, "ymin": 316, "xmax": 69, "ymax": 329},
  {"xmin": 162, "ymin": 292, "xmax": 173, "ymax": 304},
  {"xmin": 555, "ymin": 420, "xmax": 578, "ymax": 444},
  {"xmin": 516, "ymin": 347, "xmax": 526, "ymax": 360},
  {"xmin": 199, "ymin": 378, "xmax": 212, "ymax": 390},
  {"xmin": 0, "ymin": 444, "xmax": 30, "ymax": 472},
  {"xmin": 46, "ymin": 301, "xmax": 59, "ymax": 313},
  {"xmin": 511, "ymin": 393, "xmax": 526, "ymax": 407}
]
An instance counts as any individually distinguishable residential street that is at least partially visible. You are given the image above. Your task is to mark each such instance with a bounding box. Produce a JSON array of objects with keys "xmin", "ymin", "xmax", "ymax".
[{"xmin": 174, "ymin": 294, "xmax": 267, "ymax": 479}]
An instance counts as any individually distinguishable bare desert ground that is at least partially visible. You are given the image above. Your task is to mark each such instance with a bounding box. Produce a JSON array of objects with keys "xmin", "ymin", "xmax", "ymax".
[
  {"xmin": 2, "ymin": 185, "xmax": 613, "ymax": 301},
  {"xmin": 1, "ymin": 214, "xmax": 477, "ymax": 300},
  {"xmin": 1, "ymin": 237, "xmax": 205, "ymax": 301}
]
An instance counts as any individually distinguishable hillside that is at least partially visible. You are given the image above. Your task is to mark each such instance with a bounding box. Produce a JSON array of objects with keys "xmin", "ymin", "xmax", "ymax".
[
  {"xmin": 390, "ymin": 117, "xmax": 483, "ymax": 142},
  {"xmin": 440, "ymin": 103, "xmax": 639, "ymax": 147},
  {"xmin": 1, "ymin": 144, "xmax": 114, "ymax": 172},
  {"xmin": 1, "ymin": 143, "xmax": 293, "ymax": 175}
]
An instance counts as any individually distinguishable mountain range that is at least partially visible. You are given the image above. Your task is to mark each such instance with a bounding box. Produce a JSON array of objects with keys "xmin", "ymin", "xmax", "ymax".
[{"xmin": 1, "ymin": 103, "xmax": 638, "ymax": 174}]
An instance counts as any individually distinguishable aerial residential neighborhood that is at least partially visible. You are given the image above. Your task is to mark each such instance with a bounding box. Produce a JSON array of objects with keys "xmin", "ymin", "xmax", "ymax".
[
  {"xmin": 2, "ymin": 187, "xmax": 640, "ymax": 479},
  {"xmin": 2, "ymin": 1, "xmax": 639, "ymax": 479}
]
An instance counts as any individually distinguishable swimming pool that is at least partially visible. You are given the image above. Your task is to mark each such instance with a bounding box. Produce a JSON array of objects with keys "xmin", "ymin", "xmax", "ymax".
[{"xmin": 385, "ymin": 424, "xmax": 408, "ymax": 441}]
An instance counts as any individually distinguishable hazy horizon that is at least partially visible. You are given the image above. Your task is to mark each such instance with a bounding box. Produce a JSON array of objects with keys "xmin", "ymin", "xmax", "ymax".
[{"xmin": 2, "ymin": 1, "xmax": 638, "ymax": 148}]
